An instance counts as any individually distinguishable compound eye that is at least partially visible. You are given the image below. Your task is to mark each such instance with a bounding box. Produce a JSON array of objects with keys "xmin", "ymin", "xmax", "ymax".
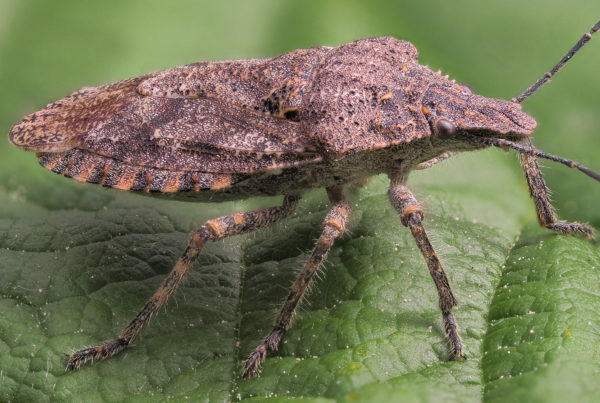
[{"xmin": 434, "ymin": 117, "xmax": 456, "ymax": 136}]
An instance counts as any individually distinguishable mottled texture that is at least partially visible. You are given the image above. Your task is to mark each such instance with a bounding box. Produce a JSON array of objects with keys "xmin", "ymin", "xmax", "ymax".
[
  {"xmin": 9, "ymin": 35, "xmax": 592, "ymax": 378},
  {"xmin": 10, "ymin": 36, "xmax": 536, "ymax": 198},
  {"xmin": 10, "ymin": 78, "xmax": 145, "ymax": 153}
]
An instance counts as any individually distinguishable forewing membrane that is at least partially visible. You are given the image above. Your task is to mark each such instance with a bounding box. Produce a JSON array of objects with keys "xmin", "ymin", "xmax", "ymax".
[{"xmin": 10, "ymin": 50, "xmax": 330, "ymax": 179}]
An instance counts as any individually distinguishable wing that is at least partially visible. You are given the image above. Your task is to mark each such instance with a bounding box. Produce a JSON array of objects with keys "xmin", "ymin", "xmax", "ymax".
[
  {"xmin": 9, "ymin": 46, "xmax": 333, "ymax": 192},
  {"xmin": 78, "ymin": 80, "xmax": 321, "ymax": 173}
]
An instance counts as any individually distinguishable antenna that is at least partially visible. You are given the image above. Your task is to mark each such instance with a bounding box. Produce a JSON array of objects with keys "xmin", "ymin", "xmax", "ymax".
[
  {"xmin": 513, "ymin": 19, "xmax": 600, "ymax": 104},
  {"xmin": 468, "ymin": 135, "xmax": 600, "ymax": 183}
]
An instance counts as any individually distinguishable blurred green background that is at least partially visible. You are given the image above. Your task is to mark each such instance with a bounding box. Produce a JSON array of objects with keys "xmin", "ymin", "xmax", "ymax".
[
  {"xmin": 2, "ymin": 0, "xmax": 599, "ymax": 224},
  {"xmin": 1, "ymin": 1, "xmax": 599, "ymax": 402}
]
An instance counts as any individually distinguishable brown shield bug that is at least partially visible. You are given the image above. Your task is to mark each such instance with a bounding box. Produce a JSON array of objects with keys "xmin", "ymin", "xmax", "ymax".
[{"xmin": 8, "ymin": 19, "xmax": 600, "ymax": 378}]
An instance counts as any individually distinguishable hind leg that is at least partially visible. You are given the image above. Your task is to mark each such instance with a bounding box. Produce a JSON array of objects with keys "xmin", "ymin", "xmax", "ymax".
[{"xmin": 67, "ymin": 195, "xmax": 300, "ymax": 369}]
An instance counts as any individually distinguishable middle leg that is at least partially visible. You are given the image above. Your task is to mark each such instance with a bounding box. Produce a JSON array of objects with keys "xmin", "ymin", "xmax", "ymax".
[
  {"xmin": 388, "ymin": 175, "xmax": 464, "ymax": 360},
  {"xmin": 242, "ymin": 186, "xmax": 351, "ymax": 378}
]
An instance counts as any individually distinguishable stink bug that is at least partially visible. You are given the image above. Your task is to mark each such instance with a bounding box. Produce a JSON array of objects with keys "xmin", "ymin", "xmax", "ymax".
[{"xmin": 8, "ymin": 19, "xmax": 600, "ymax": 379}]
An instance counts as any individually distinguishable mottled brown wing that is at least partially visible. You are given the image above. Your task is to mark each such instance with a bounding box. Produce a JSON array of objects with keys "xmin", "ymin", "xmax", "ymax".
[
  {"xmin": 9, "ymin": 46, "xmax": 334, "ymax": 191},
  {"xmin": 78, "ymin": 81, "xmax": 321, "ymax": 173},
  {"xmin": 137, "ymin": 44, "xmax": 331, "ymax": 120}
]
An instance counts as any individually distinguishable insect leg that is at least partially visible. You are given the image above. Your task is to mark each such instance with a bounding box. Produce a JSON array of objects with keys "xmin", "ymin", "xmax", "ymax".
[
  {"xmin": 66, "ymin": 194, "xmax": 301, "ymax": 370},
  {"xmin": 519, "ymin": 149, "xmax": 594, "ymax": 239},
  {"xmin": 388, "ymin": 176, "xmax": 464, "ymax": 360},
  {"xmin": 414, "ymin": 152, "xmax": 456, "ymax": 170},
  {"xmin": 242, "ymin": 186, "xmax": 351, "ymax": 378}
]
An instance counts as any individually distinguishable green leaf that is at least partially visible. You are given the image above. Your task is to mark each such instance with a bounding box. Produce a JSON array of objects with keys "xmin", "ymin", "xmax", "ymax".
[
  {"xmin": 3, "ymin": 152, "xmax": 600, "ymax": 402},
  {"xmin": 483, "ymin": 227, "xmax": 600, "ymax": 403},
  {"xmin": 2, "ymin": 1, "xmax": 600, "ymax": 402}
]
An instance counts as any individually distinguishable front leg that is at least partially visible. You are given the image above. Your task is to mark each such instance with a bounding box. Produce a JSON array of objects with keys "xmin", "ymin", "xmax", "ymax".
[
  {"xmin": 388, "ymin": 175, "xmax": 464, "ymax": 360},
  {"xmin": 519, "ymin": 141, "xmax": 593, "ymax": 239}
]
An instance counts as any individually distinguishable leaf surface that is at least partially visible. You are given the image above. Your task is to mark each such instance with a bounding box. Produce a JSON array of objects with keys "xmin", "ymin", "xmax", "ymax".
[{"xmin": 1, "ymin": 1, "xmax": 600, "ymax": 402}]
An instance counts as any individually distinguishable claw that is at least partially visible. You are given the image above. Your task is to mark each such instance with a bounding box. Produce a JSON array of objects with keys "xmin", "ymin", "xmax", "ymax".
[
  {"xmin": 449, "ymin": 350, "xmax": 467, "ymax": 361},
  {"xmin": 242, "ymin": 345, "xmax": 267, "ymax": 379}
]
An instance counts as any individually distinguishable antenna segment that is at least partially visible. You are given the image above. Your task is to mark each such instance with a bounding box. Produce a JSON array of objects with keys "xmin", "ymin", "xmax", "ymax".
[{"xmin": 513, "ymin": 19, "xmax": 600, "ymax": 104}]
